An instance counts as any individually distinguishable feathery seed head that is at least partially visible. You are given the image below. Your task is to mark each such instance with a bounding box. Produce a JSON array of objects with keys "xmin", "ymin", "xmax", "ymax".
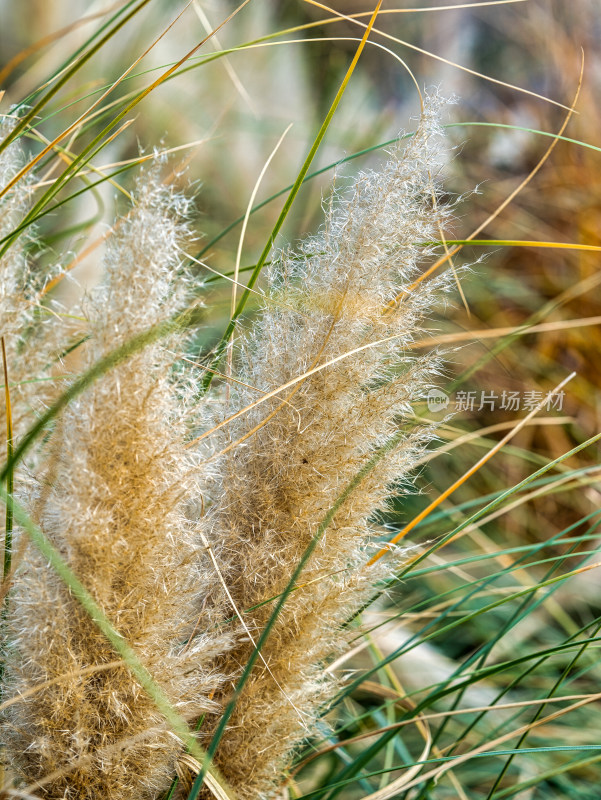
[
  {"xmin": 198, "ymin": 93, "xmax": 456, "ymax": 798},
  {"xmin": 2, "ymin": 167, "xmax": 231, "ymax": 799},
  {"xmin": 1, "ymin": 93, "xmax": 458, "ymax": 800}
]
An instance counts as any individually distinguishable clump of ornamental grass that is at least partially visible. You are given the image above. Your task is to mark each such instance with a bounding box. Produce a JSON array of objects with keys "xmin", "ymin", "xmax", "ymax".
[
  {"xmin": 1, "ymin": 168, "xmax": 231, "ymax": 799},
  {"xmin": 1, "ymin": 93, "xmax": 455, "ymax": 800},
  {"xmin": 199, "ymin": 93, "xmax": 452, "ymax": 799},
  {"xmin": 2, "ymin": 6, "xmax": 599, "ymax": 799}
]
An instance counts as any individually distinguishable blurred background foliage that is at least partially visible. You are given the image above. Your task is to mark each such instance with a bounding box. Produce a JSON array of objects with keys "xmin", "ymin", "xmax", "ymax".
[{"xmin": 1, "ymin": 2, "xmax": 601, "ymax": 798}]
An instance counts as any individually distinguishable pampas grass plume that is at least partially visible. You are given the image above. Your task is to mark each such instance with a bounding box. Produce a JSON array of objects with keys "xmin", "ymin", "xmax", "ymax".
[
  {"xmin": 2, "ymin": 168, "xmax": 230, "ymax": 799},
  {"xmin": 200, "ymin": 93, "xmax": 451, "ymax": 799},
  {"xmin": 1, "ymin": 94, "xmax": 454, "ymax": 800}
]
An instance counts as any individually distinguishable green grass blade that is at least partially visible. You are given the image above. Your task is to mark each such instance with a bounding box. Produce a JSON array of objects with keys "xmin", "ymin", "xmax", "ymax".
[
  {"xmin": 0, "ymin": 3, "xmax": 253, "ymax": 264},
  {"xmin": 491, "ymin": 753, "xmax": 601, "ymax": 799},
  {"xmin": 12, "ymin": 0, "xmax": 146, "ymax": 110},
  {"xmin": 0, "ymin": 0, "xmax": 153, "ymax": 157},
  {"xmin": 1, "ymin": 337, "xmax": 13, "ymax": 582}
]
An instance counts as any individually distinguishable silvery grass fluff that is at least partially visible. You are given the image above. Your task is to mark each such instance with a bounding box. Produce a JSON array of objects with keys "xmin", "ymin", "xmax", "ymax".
[
  {"xmin": 2, "ymin": 168, "xmax": 232, "ymax": 799},
  {"xmin": 198, "ymin": 92, "xmax": 454, "ymax": 800},
  {"xmin": 0, "ymin": 116, "xmax": 65, "ymax": 454}
]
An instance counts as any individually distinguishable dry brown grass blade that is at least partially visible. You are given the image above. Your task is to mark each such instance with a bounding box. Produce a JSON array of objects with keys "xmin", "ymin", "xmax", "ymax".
[
  {"xmin": 408, "ymin": 314, "xmax": 601, "ymax": 349},
  {"xmin": 415, "ymin": 416, "xmax": 571, "ymax": 466},
  {"xmin": 294, "ymin": 690, "xmax": 601, "ymax": 771},
  {"xmin": 356, "ymin": 0, "xmax": 527, "ymax": 12},
  {"xmin": 360, "ymin": 729, "xmax": 432, "ymax": 800},
  {"xmin": 304, "ymin": 0, "xmax": 528, "ymax": 19},
  {"xmin": 442, "ymin": 240, "xmax": 601, "ymax": 253},
  {"xmin": 32, "ymin": 137, "xmax": 213, "ymax": 188},
  {"xmin": 228, "ymin": 124, "xmax": 293, "ymax": 384},
  {"xmin": 385, "ymin": 686, "xmax": 601, "ymax": 794},
  {"xmin": 27, "ymin": 118, "xmax": 135, "ymax": 200},
  {"xmin": 359, "ymin": 639, "xmax": 438, "ymax": 800}
]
